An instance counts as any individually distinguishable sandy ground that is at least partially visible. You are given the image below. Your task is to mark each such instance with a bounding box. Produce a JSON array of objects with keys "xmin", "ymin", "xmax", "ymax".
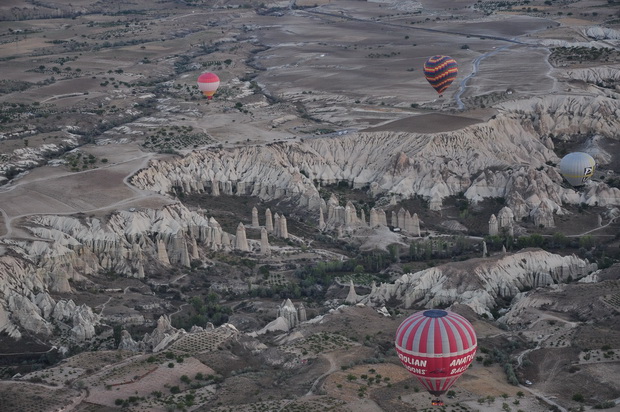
[{"xmin": 0, "ymin": 143, "xmax": 173, "ymax": 237}]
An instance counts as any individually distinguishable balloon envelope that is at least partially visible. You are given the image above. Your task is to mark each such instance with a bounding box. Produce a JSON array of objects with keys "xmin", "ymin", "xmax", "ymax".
[
  {"xmin": 423, "ymin": 55, "xmax": 458, "ymax": 95},
  {"xmin": 395, "ymin": 309, "xmax": 477, "ymax": 396},
  {"xmin": 197, "ymin": 72, "xmax": 220, "ymax": 99},
  {"xmin": 559, "ymin": 152, "xmax": 595, "ymax": 186}
]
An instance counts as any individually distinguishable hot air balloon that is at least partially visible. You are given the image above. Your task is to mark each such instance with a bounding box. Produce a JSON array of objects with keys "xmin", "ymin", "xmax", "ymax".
[
  {"xmin": 197, "ymin": 72, "xmax": 220, "ymax": 100},
  {"xmin": 559, "ymin": 152, "xmax": 596, "ymax": 187},
  {"xmin": 423, "ymin": 55, "xmax": 458, "ymax": 96},
  {"xmin": 395, "ymin": 309, "xmax": 477, "ymax": 406}
]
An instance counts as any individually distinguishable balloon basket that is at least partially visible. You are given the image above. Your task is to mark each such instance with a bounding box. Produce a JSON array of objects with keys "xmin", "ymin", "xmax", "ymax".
[{"xmin": 431, "ymin": 399, "xmax": 444, "ymax": 406}]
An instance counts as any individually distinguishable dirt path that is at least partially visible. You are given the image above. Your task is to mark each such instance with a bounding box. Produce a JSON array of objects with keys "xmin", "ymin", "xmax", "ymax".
[
  {"xmin": 170, "ymin": 303, "xmax": 189, "ymax": 320},
  {"xmin": 305, "ymin": 352, "xmax": 338, "ymax": 396},
  {"xmin": 96, "ymin": 286, "xmax": 131, "ymax": 315},
  {"xmin": 572, "ymin": 216, "xmax": 619, "ymax": 237},
  {"xmin": 59, "ymin": 388, "xmax": 88, "ymax": 412},
  {"xmin": 518, "ymin": 384, "xmax": 568, "ymax": 412},
  {"xmin": 40, "ymin": 93, "xmax": 84, "ymax": 103},
  {"xmin": 516, "ymin": 313, "xmax": 579, "ymax": 368}
]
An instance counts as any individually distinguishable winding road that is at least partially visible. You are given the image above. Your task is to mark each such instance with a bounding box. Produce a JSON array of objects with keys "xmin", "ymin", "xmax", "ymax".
[
  {"xmin": 454, "ymin": 44, "xmax": 512, "ymax": 110},
  {"xmin": 305, "ymin": 353, "xmax": 338, "ymax": 396}
]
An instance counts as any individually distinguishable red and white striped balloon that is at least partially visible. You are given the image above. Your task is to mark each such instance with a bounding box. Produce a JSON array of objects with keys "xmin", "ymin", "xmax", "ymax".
[
  {"xmin": 197, "ymin": 72, "xmax": 220, "ymax": 100},
  {"xmin": 395, "ymin": 309, "xmax": 477, "ymax": 396}
]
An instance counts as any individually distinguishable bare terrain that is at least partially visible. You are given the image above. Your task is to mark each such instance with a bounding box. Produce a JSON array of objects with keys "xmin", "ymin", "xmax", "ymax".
[{"xmin": 0, "ymin": 0, "xmax": 619, "ymax": 411}]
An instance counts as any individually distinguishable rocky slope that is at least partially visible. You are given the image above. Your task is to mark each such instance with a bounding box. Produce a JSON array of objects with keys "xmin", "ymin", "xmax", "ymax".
[
  {"xmin": 358, "ymin": 249, "xmax": 597, "ymax": 318},
  {"xmin": 130, "ymin": 95, "xmax": 620, "ymax": 215},
  {"xmin": 0, "ymin": 203, "xmax": 236, "ymax": 340},
  {"xmin": 0, "ymin": 133, "xmax": 79, "ymax": 185}
]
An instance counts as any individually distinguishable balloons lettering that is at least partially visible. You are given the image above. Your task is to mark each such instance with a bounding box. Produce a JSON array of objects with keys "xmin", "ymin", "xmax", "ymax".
[
  {"xmin": 559, "ymin": 152, "xmax": 596, "ymax": 187},
  {"xmin": 423, "ymin": 55, "xmax": 458, "ymax": 96},
  {"xmin": 395, "ymin": 309, "xmax": 477, "ymax": 403}
]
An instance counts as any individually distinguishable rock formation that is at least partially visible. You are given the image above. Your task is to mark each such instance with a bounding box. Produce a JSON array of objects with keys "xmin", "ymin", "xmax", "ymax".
[
  {"xmin": 260, "ymin": 227, "xmax": 270, "ymax": 255},
  {"xmin": 251, "ymin": 206, "xmax": 259, "ymax": 227},
  {"xmin": 298, "ymin": 302, "xmax": 307, "ymax": 322},
  {"xmin": 497, "ymin": 206, "xmax": 514, "ymax": 229},
  {"xmin": 319, "ymin": 208, "xmax": 325, "ymax": 230},
  {"xmin": 277, "ymin": 299, "xmax": 299, "ymax": 329},
  {"xmin": 489, "ymin": 214, "xmax": 498, "ymax": 236},
  {"xmin": 531, "ymin": 200, "xmax": 555, "ymax": 228},
  {"xmin": 345, "ymin": 280, "xmax": 359, "ymax": 304},
  {"xmin": 273, "ymin": 213, "xmax": 281, "ymax": 236},
  {"xmin": 144, "ymin": 315, "xmax": 181, "ymax": 352},
  {"xmin": 404, "ymin": 212, "xmax": 421, "ymax": 236},
  {"xmin": 129, "ymin": 95, "xmax": 620, "ymax": 217},
  {"xmin": 0, "ymin": 134, "xmax": 80, "ymax": 184},
  {"xmin": 392, "ymin": 208, "xmax": 420, "ymax": 235},
  {"xmin": 359, "ymin": 249, "xmax": 597, "ymax": 318},
  {"xmin": 118, "ymin": 330, "xmax": 143, "ymax": 352},
  {"xmin": 272, "ymin": 213, "xmax": 289, "ymax": 239},
  {"xmin": 235, "ymin": 223, "xmax": 249, "ymax": 251},
  {"xmin": 324, "ymin": 198, "xmax": 371, "ymax": 230},
  {"xmin": 279, "ymin": 214, "xmax": 289, "ymax": 239},
  {"xmin": 265, "ymin": 208, "xmax": 273, "ymax": 231},
  {"xmin": 0, "ymin": 203, "xmax": 235, "ymax": 338}
]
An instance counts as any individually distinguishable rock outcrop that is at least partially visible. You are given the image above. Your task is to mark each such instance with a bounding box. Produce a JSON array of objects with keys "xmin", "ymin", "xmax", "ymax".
[
  {"xmin": 277, "ymin": 299, "xmax": 299, "ymax": 329},
  {"xmin": 260, "ymin": 227, "xmax": 270, "ymax": 255},
  {"xmin": 130, "ymin": 95, "xmax": 620, "ymax": 216},
  {"xmin": 250, "ymin": 299, "xmax": 308, "ymax": 336},
  {"xmin": 489, "ymin": 214, "xmax": 499, "ymax": 235},
  {"xmin": 584, "ymin": 26, "xmax": 620, "ymax": 41},
  {"xmin": 0, "ymin": 133, "xmax": 79, "ymax": 185},
  {"xmin": 0, "ymin": 203, "xmax": 235, "ymax": 339},
  {"xmin": 345, "ymin": 280, "xmax": 359, "ymax": 304},
  {"xmin": 235, "ymin": 223, "xmax": 249, "ymax": 251},
  {"xmin": 359, "ymin": 249, "xmax": 597, "ymax": 318}
]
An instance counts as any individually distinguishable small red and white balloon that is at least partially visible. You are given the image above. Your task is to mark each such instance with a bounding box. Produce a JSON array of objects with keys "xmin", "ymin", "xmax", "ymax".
[{"xmin": 197, "ymin": 72, "xmax": 220, "ymax": 100}]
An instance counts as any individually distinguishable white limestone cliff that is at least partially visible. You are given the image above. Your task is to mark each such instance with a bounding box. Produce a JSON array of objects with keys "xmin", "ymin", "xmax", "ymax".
[
  {"xmin": 0, "ymin": 203, "xmax": 234, "ymax": 339},
  {"xmin": 130, "ymin": 95, "xmax": 620, "ymax": 215},
  {"xmin": 359, "ymin": 249, "xmax": 596, "ymax": 318}
]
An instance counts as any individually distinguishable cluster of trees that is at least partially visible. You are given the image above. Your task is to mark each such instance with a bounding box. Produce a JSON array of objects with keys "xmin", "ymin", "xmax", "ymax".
[
  {"xmin": 295, "ymin": 254, "xmax": 392, "ymax": 291},
  {"xmin": 0, "ymin": 101, "xmax": 55, "ymax": 124},
  {"xmin": 173, "ymin": 292, "xmax": 232, "ymax": 330},
  {"xmin": 550, "ymin": 46, "xmax": 618, "ymax": 64},
  {"xmin": 405, "ymin": 237, "xmax": 472, "ymax": 262},
  {"xmin": 477, "ymin": 344, "xmax": 520, "ymax": 385},
  {"xmin": 485, "ymin": 232, "xmax": 618, "ymax": 269}
]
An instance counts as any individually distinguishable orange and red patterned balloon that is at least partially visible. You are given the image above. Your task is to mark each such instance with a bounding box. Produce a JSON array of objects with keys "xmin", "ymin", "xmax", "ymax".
[{"xmin": 423, "ymin": 55, "xmax": 458, "ymax": 95}]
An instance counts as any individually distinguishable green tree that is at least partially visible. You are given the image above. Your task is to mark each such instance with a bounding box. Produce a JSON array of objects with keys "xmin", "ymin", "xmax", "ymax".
[{"xmin": 579, "ymin": 235, "xmax": 594, "ymax": 249}]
